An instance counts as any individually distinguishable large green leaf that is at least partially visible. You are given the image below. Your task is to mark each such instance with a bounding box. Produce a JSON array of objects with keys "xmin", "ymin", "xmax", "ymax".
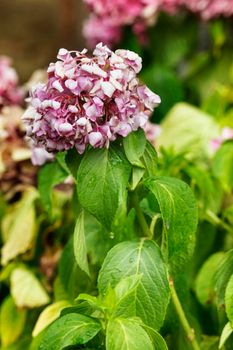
[
  {"xmin": 200, "ymin": 335, "xmax": 219, "ymax": 350},
  {"xmin": 141, "ymin": 141, "xmax": 158, "ymax": 177},
  {"xmin": 185, "ymin": 165, "xmax": 222, "ymax": 215},
  {"xmin": 214, "ymin": 250, "xmax": 233, "ymax": 309},
  {"xmin": 1, "ymin": 188, "xmax": 38, "ymax": 265},
  {"xmin": 219, "ymin": 322, "xmax": 233, "ymax": 349},
  {"xmin": 157, "ymin": 103, "xmax": 219, "ymax": 159},
  {"xmin": 225, "ymin": 275, "xmax": 233, "ymax": 326},
  {"xmin": 77, "ymin": 146, "xmax": 131, "ymax": 229},
  {"xmin": 106, "ymin": 318, "xmax": 154, "ymax": 350},
  {"xmin": 39, "ymin": 313, "xmax": 101, "ymax": 350},
  {"xmin": 38, "ymin": 160, "xmax": 68, "ymax": 213},
  {"xmin": 143, "ymin": 325, "xmax": 168, "ymax": 349},
  {"xmin": 59, "ymin": 239, "xmax": 90, "ymax": 301},
  {"xmin": 98, "ymin": 239, "xmax": 170, "ymax": 330},
  {"xmin": 0, "ymin": 296, "xmax": 27, "ymax": 347},
  {"xmin": 65, "ymin": 147, "xmax": 82, "ymax": 179},
  {"xmin": 32, "ymin": 301, "xmax": 70, "ymax": 337},
  {"xmin": 212, "ymin": 141, "xmax": 233, "ymax": 192},
  {"xmin": 195, "ymin": 252, "xmax": 225, "ymax": 306},
  {"xmin": 123, "ymin": 129, "xmax": 146, "ymax": 167},
  {"xmin": 144, "ymin": 176, "xmax": 198, "ymax": 274},
  {"xmin": 10, "ymin": 267, "xmax": 50, "ymax": 308},
  {"xmin": 73, "ymin": 211, "xmax": 90, "ymax": 277}
]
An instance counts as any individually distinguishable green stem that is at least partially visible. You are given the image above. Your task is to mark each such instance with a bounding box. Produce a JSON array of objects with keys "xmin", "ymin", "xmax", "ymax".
[
  {"xmin": 206, "ymin": 209, "xmax": 233, "ymax": 234},
  {"xmin": 131, "ymin": 191, "xmax": 152, "ymax": 238},
  {"xmin": 150, "ymin": 213, "xmax": 161, "ymax": 235},
  {"xmin": 169, "ymin": 278, "xmax": 200, "ymax": 350}
]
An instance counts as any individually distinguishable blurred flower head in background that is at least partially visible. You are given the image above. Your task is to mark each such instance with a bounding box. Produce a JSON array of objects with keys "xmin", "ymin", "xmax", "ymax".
[
  {"xmin": 0, "ymin": 61, "xmax": 52, "ymax": 197},
  {"xmin": 184, "ymin": 0, "xmax": 233, "ymax": 20},
  {"xmin": 23, "ymin": 43, "xmax": 160, "ymax": 156},
  {"xmin": 0, "ymin": 106, "xmax": 37, "ymax": 199},
  {"xmin": 83, "ymin": 0, "xmax": 233, "ymax": 47},
  {"xmin": 83, "ymin": 0, "xmax": 160, "ymax": 47},
  {"xmin": 0, "ymin": 57, "xmax": 24, "ymax": 108}
]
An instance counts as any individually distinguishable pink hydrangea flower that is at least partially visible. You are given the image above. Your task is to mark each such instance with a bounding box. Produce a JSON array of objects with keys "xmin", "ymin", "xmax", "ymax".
[
  {"xmin": 83, "ymin": 16, "xmax": 122, "ymax": 48},
  {"xmin": 83, "ymin": 0, "xmax": 160, "ymax": 47},
  {"xmin": 161, "ymin": 0, "xmax": 182, "ymax": 14},
  {"xmin": 31, "ymin": 146, "xmax": 54, "ymax": 166},
  {"xmin": 22, "ymin": 43, "xmax": 160, "ymax": 154},
  {"xmin": 83, "ymin": 0, "xmax": 233, "ymax": 47},
  {"xmin": 183, "ymin": 0, "xmax": 233, "ymax": 20},
  {"xmin": 0, "ymin": 57, "xmax": 24, "ymax": 108}
]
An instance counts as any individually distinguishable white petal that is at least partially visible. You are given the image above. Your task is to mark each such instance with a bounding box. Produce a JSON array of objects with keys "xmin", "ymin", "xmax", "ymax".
[
  {"xmin": 52, "ymin": 81, "xmax": 64, "ymax": 92},
  {"xmin": 101, "ymin": 81, "xmax": 116, "ymax": 97}
]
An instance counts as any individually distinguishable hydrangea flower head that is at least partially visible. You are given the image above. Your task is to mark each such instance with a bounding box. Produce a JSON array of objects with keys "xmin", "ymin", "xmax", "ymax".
[
  {"xmin": 83, "ymin": 0, "xmax": 233, "ymax": 47},
  {"xmin": 183, "ymin": 0, "xmax": 233, "ymax": 20},
  {"xmin": 83, "ymin": 0, "xmax": 160, "ymax": 47},
  {"xmin": 0, "ymin": 57, "xmax": 24, "ymax": 108},
  {"xmin": 23, "ymin": 43, "xmax": 160, "ymax": 154}
]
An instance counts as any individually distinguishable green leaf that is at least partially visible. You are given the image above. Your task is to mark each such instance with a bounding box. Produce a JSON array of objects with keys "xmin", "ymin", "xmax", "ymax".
[
  {"xmin": 59, "ymin": 239, "xmax": 90, "ymax": 301},
  {"xmin": 157, "ymin": 103, "xmax": 219, "ymax": 159},
  {"xmin": 130, "ymin": 167, "xmax": 145, "ymax": 190},
  {"xmin": 76, "ymin": 293, "xmax": 99, "ymax": 306},
  {"xmin": 53, "ymin": 277, "xmax": 69, "ymax": 302},
  {"xmin": 225, "ymin": 275, "xmax": 233, "ymax": 326},
  {"xmin": 144, "ymin": 176, "xmax": 198, "ymax": 274},
  {"xmin": 55, "ymin": 152, "xmax": 70, "ymax": 174},
  {"xmin": 214, "ymin": 250, "xmax": 233, "ymax": 310},
  {"xmin": 39, "ymin": 313, "xmax": 101, "ymax": 350},
  {"xmin": 0, "ymin": 296, "xmax": 27, "ymax": 347},
  {"xmin": 185, "ymin": 165, "xmax": 222, "ymax": 215},
  {"xmin": 201, "ymin": 335, "xmax": 219, "ymax": 350},
  {"xmin": 141, "ymin": 141, "xmax": 158, "ymax": 177},
  {"xmin": 38, "ymin": 161, "xmax": 68, "ymax": 213},
  {"xmin": 212, "ymin": 141, "xmax": 233, "ymax": 192},
  {"xmin": 73, "ymin": 211, "xmax": 90, "ymax": 277},
  {"xmin": 10, "ymin": 267, "xmax": 50, "ymax": 308},
  {"xmin": 32, "ymin": 301, "xmax": 70, "ymax": 337},
  {"xmin": 1, "ymin": 188, "xmax": 38, "ymax": 265},
  {"xmin": 84, "ymin": 213, "xmax": 112, "ymax": 265},
  {"xmin": 219, "ymin": 322, "xmax": 233, "ymax": 349},
  {"xmin": 103, "ymin": 274, "xmax": 142, "ymax": 316},
  {"xmin": 123, "ymin": 129, "xmax": 146, "ymax": 167},
  {"xmin": 65, "ymin": 147, "xmax": 82, "ymax": 179},
  {"xmin": 98, "ymin": 239, "xmax": 170, "ymax": 330},
  {"xmin": 195, "ymin": 252, "xmax": 225, "ymax": 306},
  {"xmin": 106, "ymin": 318, "xmax": 154, "ymax": 350},
  {"xmin": 142, "ymin": 325, "xmax": 168, "ymax": 349},
  {"xmin": 77, "ymin": 146, "xmax": 131, "ymax": 229},
  {"xmin": 114, "ymin": 274, "xmax": 142, "ymax": 303}
]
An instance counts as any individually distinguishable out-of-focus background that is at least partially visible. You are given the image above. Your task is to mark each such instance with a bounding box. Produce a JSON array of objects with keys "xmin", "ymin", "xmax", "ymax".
[{"xmin": 0, "ymin": 0, "xmax": 86, "ymax": 81}]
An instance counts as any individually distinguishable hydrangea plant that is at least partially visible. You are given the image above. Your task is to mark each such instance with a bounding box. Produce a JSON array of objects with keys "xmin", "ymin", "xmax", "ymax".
[{"xmin": 18, "ymin": 45, "xmax": 204, "ymax": 350}]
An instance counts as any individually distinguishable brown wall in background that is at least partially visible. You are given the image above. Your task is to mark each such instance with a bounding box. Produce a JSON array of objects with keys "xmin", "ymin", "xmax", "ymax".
[{"xmin": 0, "ymin": 0, "xmax": 87, "ymax": 81}]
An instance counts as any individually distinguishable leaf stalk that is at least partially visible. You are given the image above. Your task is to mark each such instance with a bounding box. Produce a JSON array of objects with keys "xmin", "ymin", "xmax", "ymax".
[{"xmin": 169, "ymin": 278, "xmax": 200, "ymax": 350}]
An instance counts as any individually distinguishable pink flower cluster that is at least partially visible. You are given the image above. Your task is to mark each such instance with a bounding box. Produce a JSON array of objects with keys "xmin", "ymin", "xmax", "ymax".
[
  {"xmin": 83, "ymin": 0, "xmax": 160, "ymax": 48},
  {"xmin": 0, "ymin": 57, "xmax": 24, "ymax": 108},
  {"xmin": 83, "ymin": 0, "xmax": 233, "ymax": 47},
  {"xmin": 184, "ymin": 0, "xmax": 233, "ymax": 20},
  {"xmin": 22, "ymin": 43, "xmax": 160, "ymax": 155}
]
